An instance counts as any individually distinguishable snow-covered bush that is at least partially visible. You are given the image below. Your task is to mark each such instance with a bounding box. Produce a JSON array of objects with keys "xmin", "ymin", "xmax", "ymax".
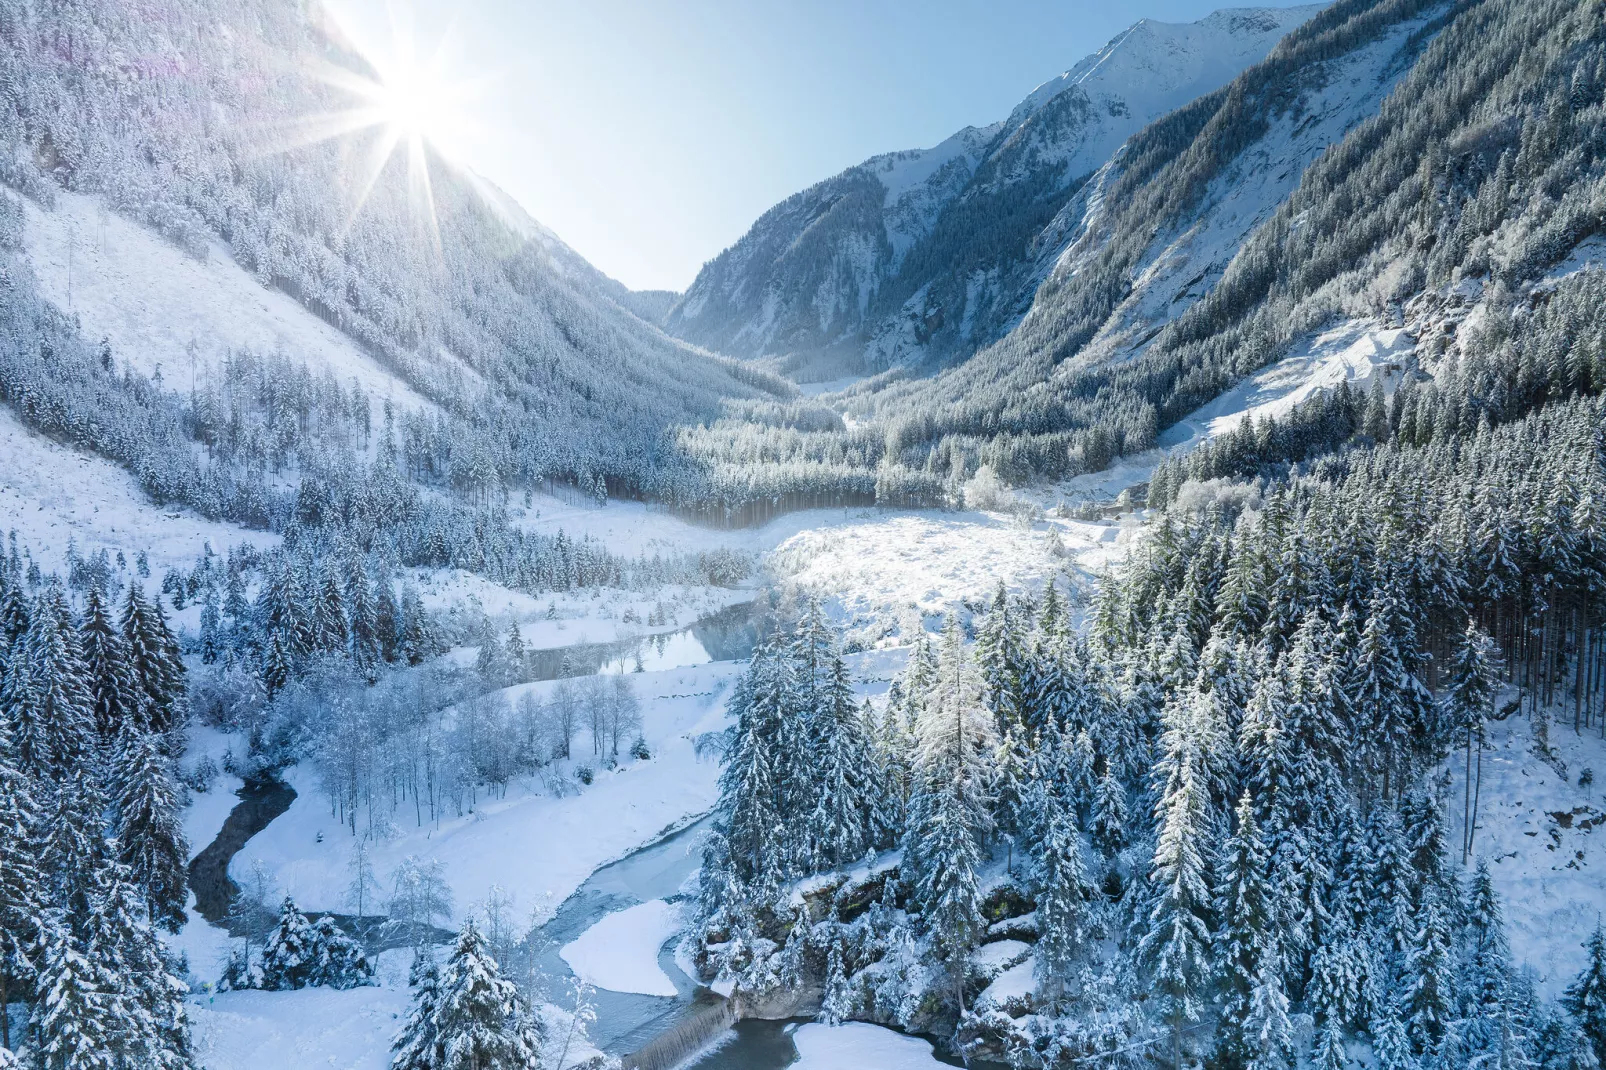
[{"xmin": 221, "ymin": 898, "xmax": 373, "ymax": 991}]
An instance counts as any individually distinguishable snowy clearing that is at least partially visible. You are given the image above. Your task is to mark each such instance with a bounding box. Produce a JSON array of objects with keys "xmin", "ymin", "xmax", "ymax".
[
  {"xmin": 560, "ymin": 898, "xmax": 685, "ymax": 997},
  {"xmin": 1161, "ymin": 318, "xmax": 1414, "ymax": 447},
  {"xmin": 1444, "ymin": 710, "xmax": 1606, "ymax": 998},
  {"xmin": 189, "ymin": 979, "xmax": 411, "ymax": 1070},
  {"xmin": 0, "ymin": 404, "xmax": 274, "ymax": 574},
  {"xmin": 766, "ymin": 508, "xmax": 1127, "ymax": 639},
  {"xmin": 19, "ymin": 190, "xmax": 429, "ymax": 411}
]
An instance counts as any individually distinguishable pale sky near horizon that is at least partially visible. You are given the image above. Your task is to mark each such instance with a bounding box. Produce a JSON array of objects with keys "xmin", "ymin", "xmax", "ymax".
[{"xmin": 325, "ymin": 0, "xmax": 1318, "ymax": 293}]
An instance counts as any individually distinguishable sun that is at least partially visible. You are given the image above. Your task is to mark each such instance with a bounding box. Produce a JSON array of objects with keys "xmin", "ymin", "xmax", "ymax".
[
  {"xmin": 275, "ymin": 6, "xmax": 480, "ymax": 245},
  {"xmin": 370, "ymin": 53, "xmax": 453, "ymax": 144}
]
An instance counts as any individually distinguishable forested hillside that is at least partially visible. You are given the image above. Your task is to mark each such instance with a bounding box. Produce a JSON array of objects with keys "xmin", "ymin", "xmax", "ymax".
[
  {"xmin": 665, "ymin": 0, "xmax": 1606, "ymax": 526},
  {"xmin": 0, "ymin": 0, "xmax": 791, "ymax": 531},
  {"xmin": 696, "ymin": 274, "xmax": 1606, "ymax": 1070}
]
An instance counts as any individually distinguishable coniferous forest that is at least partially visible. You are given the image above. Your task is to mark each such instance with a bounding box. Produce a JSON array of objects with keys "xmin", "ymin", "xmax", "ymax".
[{"xmin": 4, "ymin": 0, "xmax": 1606, "ymax": 1067}]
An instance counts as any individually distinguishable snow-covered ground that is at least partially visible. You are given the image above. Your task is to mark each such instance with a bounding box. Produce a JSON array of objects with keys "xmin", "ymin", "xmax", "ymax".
[
  {"xmin": 0, "ymin": 404, "xmax": 274, "ymax": 575},
  {"xmin": 1445, "ymin": 708, "xmax": 1606, "ymax": 998},
  {"xmin": 187, "ymin": 950, "xmax": 412, "ymax": 1070},
  {"xmin": 19, "ymin": 190, "xmax": 429, "ymax": 411},
  {"xmin": 414, "ymin": 566, "xmax": 754, "ymax": 652},
  {"xmin": 767, "ymin": 508, "xmax": 1126, "ymax": 639},
  {"xmin": 228, "ymin": 661, "xmax": 739, "ymax": 926},
  {"xmin": 560, "ymin": 899, "xmax": 686, "ymax": 997},
  {"xmin": 1160, "ymin": 318, "xmax": 1414, "ymax": 448},
  {"xmin": 790, "ymin": 1021, "xmax": 946, "ymax": 1069}
]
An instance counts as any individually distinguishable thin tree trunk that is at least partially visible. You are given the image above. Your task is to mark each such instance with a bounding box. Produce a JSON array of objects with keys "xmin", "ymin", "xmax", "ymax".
[
  {"xmin": 1463, "ymin": 727, "xmax": 1473, "ymax": 865},
  {"xmin": 1469, "ymin": 735, "xmax": 1484, "ymax": 858}
]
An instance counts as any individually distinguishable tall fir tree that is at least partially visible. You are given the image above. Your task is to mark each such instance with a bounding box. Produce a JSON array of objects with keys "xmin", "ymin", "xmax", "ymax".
[
  {"xmin": 1213, "ymin": 791, "xmax": 1276, "ymax": 1070},
  {"xmin": 1140, "ymin": 695, "xmax": 1215, "ymax": 1070},
  {"xmin": 120, "ymin": 584, "xmax": 184, "ymax": 734},
  {"xmin": 806, "ymin": 653, "xmax": 875, "ymax": 870},
  {"xmin": 11, "ymin": 588, "xmax": 96, "ymax": 781},
  {"xmin": 78, "ymin": 585, "xmax": 135, "ymax": 739},
  {"xmin": 904, "ymin": 616, "xmax": 994, "ymax": 1012},
  {"xmin": 1567, "ymin": 923, "xmax": 1606, "ymax": 1070},
  {"xmin": 0, "ymin": 712, "xmax": 42, "ymax": 1053},
  {"xmin": 390, "ymin": 921, "xmax": 543, "ymax": 1070},
  {"xmin": 1033, "ymin": 784, "xmax": 1090, "ymax": 1011},
  {"xmin": 112, "ymin": 725, "xmax": 190, "ymax": 932}
]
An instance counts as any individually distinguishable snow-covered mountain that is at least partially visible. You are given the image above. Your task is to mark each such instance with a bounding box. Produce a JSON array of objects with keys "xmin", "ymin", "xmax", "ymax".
[
  {"xmin": 0, "ymin": 0, "xmax": 784, "ymax": 525},
  {"xmin": 662, "ymin": 6, "xmax": 1322, "ymax": 376}
]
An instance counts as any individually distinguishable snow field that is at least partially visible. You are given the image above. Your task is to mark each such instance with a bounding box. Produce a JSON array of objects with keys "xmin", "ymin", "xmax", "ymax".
[
  {"xmin": 19, "ymin": 191, "xmax": 429, "ymax": 412},
  {"xmin": 789, "ymin": 1021, "xmax": 946, "ymax": 1069},
  {"xmin": 188, "ymin": 958, "xmax": 412, "ymax": 1070},
  {"xmin": 1443, "ymin": 710, "xmax": 1606, "ymax": 997},
  {"xmin": 766, "ymin": 508, "xmax": 1127, "ymax": 640},
  {"xmin": 414, "ymin": 565, "xmax": 754, "ymax": 652},
  {"xmin": 0, "ymin": 404, "xmax": 275, "ymax": 575},
  {"xmin": 1162, "ymin": 318, "xmax": 1416, "ymax": 448},
  {"xmin": 560, "ymin": 899, "xmax": 686, "ymax": 997}
]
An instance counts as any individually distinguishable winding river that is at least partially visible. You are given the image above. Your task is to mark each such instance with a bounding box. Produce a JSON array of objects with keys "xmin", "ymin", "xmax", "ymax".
[{"xmin": 188, "ymin": 597, "xmax": 972, "ymax": 1068}]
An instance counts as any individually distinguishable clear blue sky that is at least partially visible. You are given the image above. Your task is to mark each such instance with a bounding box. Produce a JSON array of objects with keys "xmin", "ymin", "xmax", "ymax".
[{"xmin": 325, "ymin": 1, "xmax": 1316, "ymax": 292}]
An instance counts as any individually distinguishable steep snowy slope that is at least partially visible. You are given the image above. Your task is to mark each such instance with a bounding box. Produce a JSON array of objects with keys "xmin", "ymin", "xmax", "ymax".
[
  {"xmin": 19, "ymin": 190, "xmax": 430, "ymax": 411},
  {"xmin": 0, "ymin": 0, "xmax": 783, "ymax": 514},
  {"xmin": 663, "ymin": 6, "xmax": 1321, "ymax": 376}
]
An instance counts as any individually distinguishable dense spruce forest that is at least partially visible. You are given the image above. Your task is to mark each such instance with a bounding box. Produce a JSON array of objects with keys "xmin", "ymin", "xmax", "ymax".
[
  {"xmin": 665, "ymin": 0, "xmax": 1606, "ymax": 525},
  {"xmin": 697, "ymin": 369, "xmax": 1606, "ymax": 1068}
]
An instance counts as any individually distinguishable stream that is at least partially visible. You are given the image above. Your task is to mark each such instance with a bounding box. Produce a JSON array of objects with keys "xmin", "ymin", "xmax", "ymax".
[
  {"xmin": 187, "ymin": 596, "xmax": 962, "ymax": 1068},
  {"xmin": 524, "ymin": 598, "xmax": 765, "ymax": 680}
]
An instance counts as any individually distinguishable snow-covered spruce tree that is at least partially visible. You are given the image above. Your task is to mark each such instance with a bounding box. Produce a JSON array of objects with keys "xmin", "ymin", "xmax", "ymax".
[
  {"xmin": 119, "ymin": 584, "xmax": 184, "ymax": 735},
  {"xmin": 976, "ymin": 582, "xmax": 1026, "ymax": 732},
  {"xmin": 347, "ymin": 559, "xmax": 381, "ymax": 680},
  {"xmin": 1405, "ymin": 889, "xmax": 1456, "ymax": 1058},
  {"xmin": 112, "ymin": 725, "xmax": 189, "ymax": 932},
  {"xmin": 391, "ymin": 921, "xmax": 543, "ymax": 1070},
  {"xmin": 9, "ymin": 586, "xmax": 96, "ymax": 782},
  {"xmin": 1443, "ymin": 621, "xmax": 1499, "ymax": 864},
  {"xmin": 83, "ymin": 869, "xmax": 193, "ymax": 1069},
  {"xmin": 310, "ymin": 916, "xmax": 374, "ymax": 990},
  {"xmin": 259, "ymin": 897, "xmax": 316, "ymax": 991},
  {"xmin": 1567, "ymin": 923, "xmax": 1606, "ymax": 1070},
  {"xmin": 1032, "ymin": 780, "xmax": 1090, "ymax": 1012},
  {"xmin": 904, "ymin": 615, "xmax": 994, "ymax": 1014},
  {"xmin": 40, "ymin": 768, "xmax": 113, "ymax": 923},
  {"xmin": 1241, "ymin": 946, "xmax": 1295, "ymax": 1070},
  {"xmin": 1457, "ymin": 860, "xmax": 1520, "ymax": 1069},
  {"xmin": 392, "ymin": 952, "xmax": 441, "ymax": 1070},
  {"xmin": 711, "ymin": 642, "xmax": 792, "ymax": 906},
  {"xmin": 1090, "ymin": 764, "xmax": 1128, "ymax": 858},
  {"xmin": 29, "ymin": 914, "xmax": 116, "ymax": 1070},
  {"xmin": 0, "ymin": 713, "xmax": 42, "ymax": 1053},
  {"xmin": 1138, "ymin": 693, "xmax": 1214, "ymax": 1070},
  {"xmin": 77, "ymin": 584, "xmax": 135, "ymax": 739},
  {"xmin": 820, "ymin": 935, "xmax": 853, "ymax": 1027},
  {"xmin": 806, "ymin": 651, "xmax": 877, "ymax": 870},
  {"xmin": 1211, "ymin": 791, "xmax": 1275, "ymax": 1070}
]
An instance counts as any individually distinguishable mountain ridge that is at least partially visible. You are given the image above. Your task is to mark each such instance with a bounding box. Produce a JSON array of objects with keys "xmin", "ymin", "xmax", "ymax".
[{"xmin": 662, "ymin": 4, "xmax": 1324, "ymax": 378}]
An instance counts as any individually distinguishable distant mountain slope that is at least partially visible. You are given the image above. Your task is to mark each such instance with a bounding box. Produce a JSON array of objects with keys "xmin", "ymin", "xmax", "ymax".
[
  {"xmin": 671, "ymin": 0, "xmax": 1606, "ymax": 523},
  {"xmin": 662, "ymin": 6, "xmax": 1322, "ymax": 377}
]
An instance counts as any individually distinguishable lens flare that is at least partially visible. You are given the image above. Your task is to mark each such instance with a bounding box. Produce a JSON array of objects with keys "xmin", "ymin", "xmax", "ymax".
[{"xmin": 269, "ymin": 2, "xmax": 480, "ymax": 247}]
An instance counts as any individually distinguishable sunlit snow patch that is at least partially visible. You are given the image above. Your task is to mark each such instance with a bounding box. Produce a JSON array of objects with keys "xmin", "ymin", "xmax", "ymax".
[
  {"xmin": 560, "ymin": 898, "xmax": 683, "ymax": 997},
  {"xmin": 791, "ymin": 1022, "xmax": 946, "ymax": 1069}
]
